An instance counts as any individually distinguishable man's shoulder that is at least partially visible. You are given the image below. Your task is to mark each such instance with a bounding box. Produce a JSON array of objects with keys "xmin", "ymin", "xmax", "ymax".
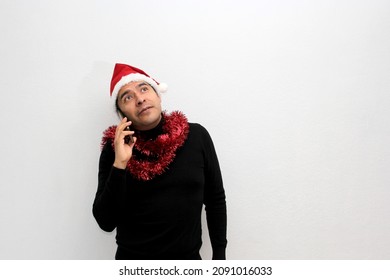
[
  {"xmin": 188, "ymin": 123, "xmax": 213, "ymax": 142},
  {"xmin": 189, "ymin": 122, "xmax": 207, "ymax": 133}
]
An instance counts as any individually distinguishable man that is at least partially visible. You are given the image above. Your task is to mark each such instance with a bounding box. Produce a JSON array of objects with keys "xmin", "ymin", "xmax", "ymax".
[{"xmin": 93, "ymin": 63, "xmax": 227, "ymax": 260}]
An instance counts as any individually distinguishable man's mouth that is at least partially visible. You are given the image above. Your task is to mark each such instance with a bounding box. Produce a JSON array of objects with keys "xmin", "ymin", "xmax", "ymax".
[{"xmin": 138, "ymin": 106, "xmax": 152, "ymax": 115}]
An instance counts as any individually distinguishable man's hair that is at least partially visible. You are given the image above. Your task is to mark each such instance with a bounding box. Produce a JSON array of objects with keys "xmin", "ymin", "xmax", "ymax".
[{"xmin": 115, "ymin": 99, "xmax": 126, "ymax": 119}]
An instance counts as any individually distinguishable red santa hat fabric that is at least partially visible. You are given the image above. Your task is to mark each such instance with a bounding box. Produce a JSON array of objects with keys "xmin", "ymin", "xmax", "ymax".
[{"xmin": 110, "ymin": 63, "xmax": 167, "ymax": 98}]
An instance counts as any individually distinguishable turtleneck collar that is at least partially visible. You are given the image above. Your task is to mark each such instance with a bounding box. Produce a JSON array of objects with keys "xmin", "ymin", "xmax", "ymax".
[{"xmin": 133, "ymin": 113, "xmax": 164, "ymax": 141}]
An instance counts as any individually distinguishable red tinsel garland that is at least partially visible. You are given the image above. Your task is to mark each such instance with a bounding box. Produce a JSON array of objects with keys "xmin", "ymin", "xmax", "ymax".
[{"xmin": 101, "ymin": 111, "xmax": 189, "ymax": 181}]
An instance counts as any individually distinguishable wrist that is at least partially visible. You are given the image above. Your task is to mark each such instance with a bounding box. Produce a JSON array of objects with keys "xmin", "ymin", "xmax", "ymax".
[{"xmin": 113, "ymin": 161, "xmax": 127, "ymax": 170}]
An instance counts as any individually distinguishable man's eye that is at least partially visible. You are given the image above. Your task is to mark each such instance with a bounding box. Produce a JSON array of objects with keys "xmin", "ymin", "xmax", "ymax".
[
  {"xmin": 124, "ymin": 95, "xmax": 133, "ymax": 102},
  {"xmin": 141, "ymin": 87, "xmax": 148, "ymax": 92}
]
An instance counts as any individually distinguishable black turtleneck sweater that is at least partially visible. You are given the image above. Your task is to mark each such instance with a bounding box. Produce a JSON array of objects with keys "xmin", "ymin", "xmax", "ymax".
[{"xmin": 92, "ymin": 120, "xmax": 227, "ymax": 260}]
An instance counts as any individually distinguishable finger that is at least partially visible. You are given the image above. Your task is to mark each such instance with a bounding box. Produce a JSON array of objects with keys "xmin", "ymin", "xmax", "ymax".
[
  {"xmin": 121, "ymin": 130, "xmax": 135, "ymax": 136},
  {"xmin": 116, "ymin": 118, "xmax": 126, "ymax": 133},
  {"xmin": 118, "ymin": 117, "xmax": 127, "ymax": 128},
  {"xmin": 121, "ymin": 129, "xmax": 135, "ymax": 144},
  {"xmin": 115, "ymin": 126, "xmax": 133, "ymax": 143},
  {"xmin": 122, "ymin": 121, "xmax": 133, "ymax": 130},
  {"xmin": 129, "ymin": 136, "xmax": 137, "ymax": 147},
  {"xmin": 117, "ymin": 119, "xmax": 132, "ymax": 133}
]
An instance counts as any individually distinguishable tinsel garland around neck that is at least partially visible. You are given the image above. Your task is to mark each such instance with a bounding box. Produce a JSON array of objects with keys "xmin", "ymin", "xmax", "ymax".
[{"xmin": 101, "ymin": 111, "xmax": 189, "ymax": 181}]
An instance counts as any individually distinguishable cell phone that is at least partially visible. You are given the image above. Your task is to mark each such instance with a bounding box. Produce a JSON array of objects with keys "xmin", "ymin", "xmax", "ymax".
[{"xmin": 124, "ymin": 126, "xmax": 134, "ymax": 144}]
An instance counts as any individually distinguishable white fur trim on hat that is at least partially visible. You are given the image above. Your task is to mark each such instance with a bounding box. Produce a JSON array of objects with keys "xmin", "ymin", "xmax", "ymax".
[{"xmin": 112, "ymin": 73, "xmax": 167, "ymax": 99}]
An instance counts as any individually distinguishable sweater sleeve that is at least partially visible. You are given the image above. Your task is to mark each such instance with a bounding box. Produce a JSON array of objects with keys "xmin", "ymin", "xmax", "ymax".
[
  {"xmin": 201, "ymin": 125, "xmax": 228, "ymax": 260},
  {"xmin": 92, "ymin": 141, "xmax": 127, "ymax": 232}
]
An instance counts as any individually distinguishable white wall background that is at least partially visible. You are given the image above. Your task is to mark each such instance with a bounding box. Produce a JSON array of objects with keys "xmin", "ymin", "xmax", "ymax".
[{"xmin": 0, "ymin": 0, "xmax": 389, "ymax": 259}]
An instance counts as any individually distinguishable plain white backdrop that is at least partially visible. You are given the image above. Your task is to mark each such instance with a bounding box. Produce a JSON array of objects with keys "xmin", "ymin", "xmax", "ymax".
[{"xmin": 0, "ymin": 0, "xmax": 389, "ymax": 259}]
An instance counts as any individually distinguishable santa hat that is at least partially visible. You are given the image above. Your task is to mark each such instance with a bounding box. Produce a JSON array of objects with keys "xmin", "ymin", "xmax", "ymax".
[{"xmin": 110, "ymin": 63, "xmax": 167, "ymax": 99}]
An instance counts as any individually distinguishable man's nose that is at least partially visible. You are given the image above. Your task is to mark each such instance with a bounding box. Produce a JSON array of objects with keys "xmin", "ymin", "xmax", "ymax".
[{"xmin": 135, "ymin": 93, "xmax": 145, "ymax": 105}]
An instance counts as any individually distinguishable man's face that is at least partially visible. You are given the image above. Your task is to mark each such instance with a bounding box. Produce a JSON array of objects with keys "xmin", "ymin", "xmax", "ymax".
[{"xmin": 117, "ymin": 81, "xmax": 162, "ymax": 131}]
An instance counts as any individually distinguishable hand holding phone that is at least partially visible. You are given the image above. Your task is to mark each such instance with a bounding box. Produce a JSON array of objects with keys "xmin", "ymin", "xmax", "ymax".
[{"xmin": 113, "ymin": 118, "xmax": 136, "ymax": 169}]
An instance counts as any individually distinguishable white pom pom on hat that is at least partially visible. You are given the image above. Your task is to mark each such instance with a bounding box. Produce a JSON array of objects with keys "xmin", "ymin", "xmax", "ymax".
[
  {"xmin": 157, "ymin": 82, "xmax": 168, "ymax": 93},
  {"xmin": 110, "ymin": 63, "xmax": 167, "ymax": 99}
]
